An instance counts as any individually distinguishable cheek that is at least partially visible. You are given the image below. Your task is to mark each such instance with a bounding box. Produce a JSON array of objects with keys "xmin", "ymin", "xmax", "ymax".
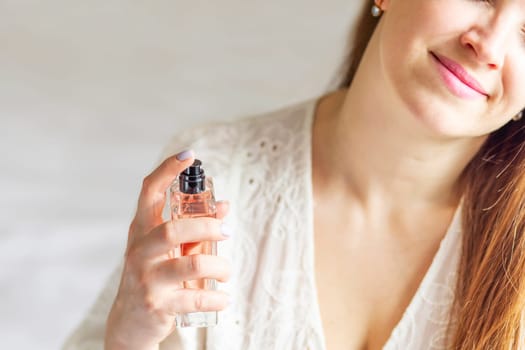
[
  {"xmin": 476, "ymin": 60, "xmax": 525, "ymax": 134},
  {"xmin": 501, "ymin": 59, "xmax": 525, "ymax": 113},
  {"xmin": 381, "ymin": 0, "xmax": 475, "ymax": 52},
  {"xmin": 385, "ymin": 1, "xmax": 455, "ymax": 30},
  {"xmin": 379, "ymin": 2, "xmax": 459, "ymax": 72}
]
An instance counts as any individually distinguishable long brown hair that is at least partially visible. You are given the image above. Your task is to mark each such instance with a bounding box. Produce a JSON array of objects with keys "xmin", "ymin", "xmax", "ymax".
[{"xmin": 337, "ymin": 2, "xmax": 525, "ymax": 348}]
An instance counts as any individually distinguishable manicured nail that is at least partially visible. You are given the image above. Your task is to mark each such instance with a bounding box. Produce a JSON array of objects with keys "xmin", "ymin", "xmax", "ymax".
[
  {"xmin": 220, "ymin": 223, "xmax": 233, "ymax": 237},
  {"xmin": 175, "ymin": 149, "xmax": 194, "ymax": 161}
]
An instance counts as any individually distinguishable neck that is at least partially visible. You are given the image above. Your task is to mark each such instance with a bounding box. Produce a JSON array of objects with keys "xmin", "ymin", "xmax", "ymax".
[{"xmin": 312, "ymin": 88, "xmax": 484, "ymax": 215}]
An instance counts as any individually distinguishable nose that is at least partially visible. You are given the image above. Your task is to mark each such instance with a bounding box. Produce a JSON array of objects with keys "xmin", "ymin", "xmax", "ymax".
[{"xmin": 460, "ymin": 16, "xmax": 512, "ymax": 70}]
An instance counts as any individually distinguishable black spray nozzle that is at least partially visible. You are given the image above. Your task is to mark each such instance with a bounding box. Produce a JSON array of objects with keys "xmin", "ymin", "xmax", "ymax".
[{"xmin": 179, "ymin": 159, "xmax": 206, "ymax": 194}]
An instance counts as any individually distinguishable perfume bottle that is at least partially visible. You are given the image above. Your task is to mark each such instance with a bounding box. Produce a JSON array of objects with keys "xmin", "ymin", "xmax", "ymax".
[{"xmin": 170, "ymin": 159, "xmax": 218, "ymax": 327}]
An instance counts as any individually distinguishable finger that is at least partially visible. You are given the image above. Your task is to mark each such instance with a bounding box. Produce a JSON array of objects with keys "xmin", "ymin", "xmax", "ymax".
[
  {"xmin": 215, "ymin": 200, "xmax": 230, "ymax": 220},
  {"xmin": 153, "ymin": 254, "xmax": 232, "ymax": 285},
  {"xmin": 129, "ymin": 218, "xmax": 232, "ymax": 261},
  {"xmin": 164, "ymin": 289, "xmax": 230, "ymax": 315},
  {"xmin": 135, "ymin": 150, "xmax": 195, "ymax": 232}
]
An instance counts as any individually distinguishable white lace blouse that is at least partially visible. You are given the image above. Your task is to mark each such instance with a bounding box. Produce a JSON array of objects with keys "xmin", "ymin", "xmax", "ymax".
[{"xmin": 63, "ymin": 97, "xmax": 463, "ymax": 350}]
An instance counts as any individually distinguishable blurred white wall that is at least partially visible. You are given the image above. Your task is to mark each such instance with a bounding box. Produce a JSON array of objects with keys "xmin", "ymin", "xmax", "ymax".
[{"xmin": 0, "ymin": 0, "xmax": 365, "ymax": 348}]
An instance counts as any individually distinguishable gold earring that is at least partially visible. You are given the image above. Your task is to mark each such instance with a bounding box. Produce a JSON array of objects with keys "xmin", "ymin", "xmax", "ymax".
[{"xmin": 513, "ymin": 111, "xmax": 523, "ymax": 121}]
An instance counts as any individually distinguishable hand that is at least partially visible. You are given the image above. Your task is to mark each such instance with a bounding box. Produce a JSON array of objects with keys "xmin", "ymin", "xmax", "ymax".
[{"xmin": 105, "ymin": 151, "xmax": 232, "ymax": 350}]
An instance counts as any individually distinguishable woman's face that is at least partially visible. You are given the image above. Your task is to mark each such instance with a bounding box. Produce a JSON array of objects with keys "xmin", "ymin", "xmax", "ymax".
[{"xmin": 377, "ymin": 0, "xmax": 525, "ymax": 137}]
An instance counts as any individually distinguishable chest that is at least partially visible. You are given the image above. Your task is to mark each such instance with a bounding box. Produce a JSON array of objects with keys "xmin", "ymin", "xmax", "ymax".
[{"xmin": 313, "ymin": 208, "xmax": 446, "ymax": 350}]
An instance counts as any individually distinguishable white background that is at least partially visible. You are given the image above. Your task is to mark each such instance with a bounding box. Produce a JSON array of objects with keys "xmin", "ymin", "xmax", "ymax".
[{"xmin": 0, "ymin": 1, "xmax": 365, "ymax": 348}]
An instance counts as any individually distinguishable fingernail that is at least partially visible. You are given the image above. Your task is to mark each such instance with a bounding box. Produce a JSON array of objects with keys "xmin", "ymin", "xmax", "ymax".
[
  {"xmin": 176, "ymin": 149, "xmax": 194, "ymax": 161},
  {"xmin": 220, "ymin": 223, "xmax": 233, "ymax": 237}
]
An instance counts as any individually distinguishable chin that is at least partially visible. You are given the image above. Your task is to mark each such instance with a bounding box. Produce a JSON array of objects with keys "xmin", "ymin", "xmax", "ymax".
[{"xmin": 404, "ymin": 94, "xmax": 484, "ymax": 139}]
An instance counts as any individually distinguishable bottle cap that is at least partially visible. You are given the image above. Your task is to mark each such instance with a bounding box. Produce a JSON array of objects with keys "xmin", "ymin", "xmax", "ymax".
[{"xmin": 179, "ymin": 159, "xmax": 206, "ymax": 194}]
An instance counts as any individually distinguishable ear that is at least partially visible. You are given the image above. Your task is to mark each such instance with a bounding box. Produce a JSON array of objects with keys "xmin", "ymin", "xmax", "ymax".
[{"xmin": 375, "ymin": 0, "xmax": 391, "ymax": 11}]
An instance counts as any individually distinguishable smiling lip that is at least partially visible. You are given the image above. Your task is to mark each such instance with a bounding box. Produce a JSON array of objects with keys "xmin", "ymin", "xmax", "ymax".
[{"xmin": 431, "ymin": 52, "xmax": 488, "ymax": 99}]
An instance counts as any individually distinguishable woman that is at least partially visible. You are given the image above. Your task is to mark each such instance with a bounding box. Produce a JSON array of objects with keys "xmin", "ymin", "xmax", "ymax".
[{"xmin": 64, "ymin": 0, "xmax": 525, "ymax": 349}]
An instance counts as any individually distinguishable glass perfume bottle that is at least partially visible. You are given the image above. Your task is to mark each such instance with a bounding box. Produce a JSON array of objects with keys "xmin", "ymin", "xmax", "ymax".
[{"xmin": 170, "ymin": 159, "xmax": 218, "ymax": 327}]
